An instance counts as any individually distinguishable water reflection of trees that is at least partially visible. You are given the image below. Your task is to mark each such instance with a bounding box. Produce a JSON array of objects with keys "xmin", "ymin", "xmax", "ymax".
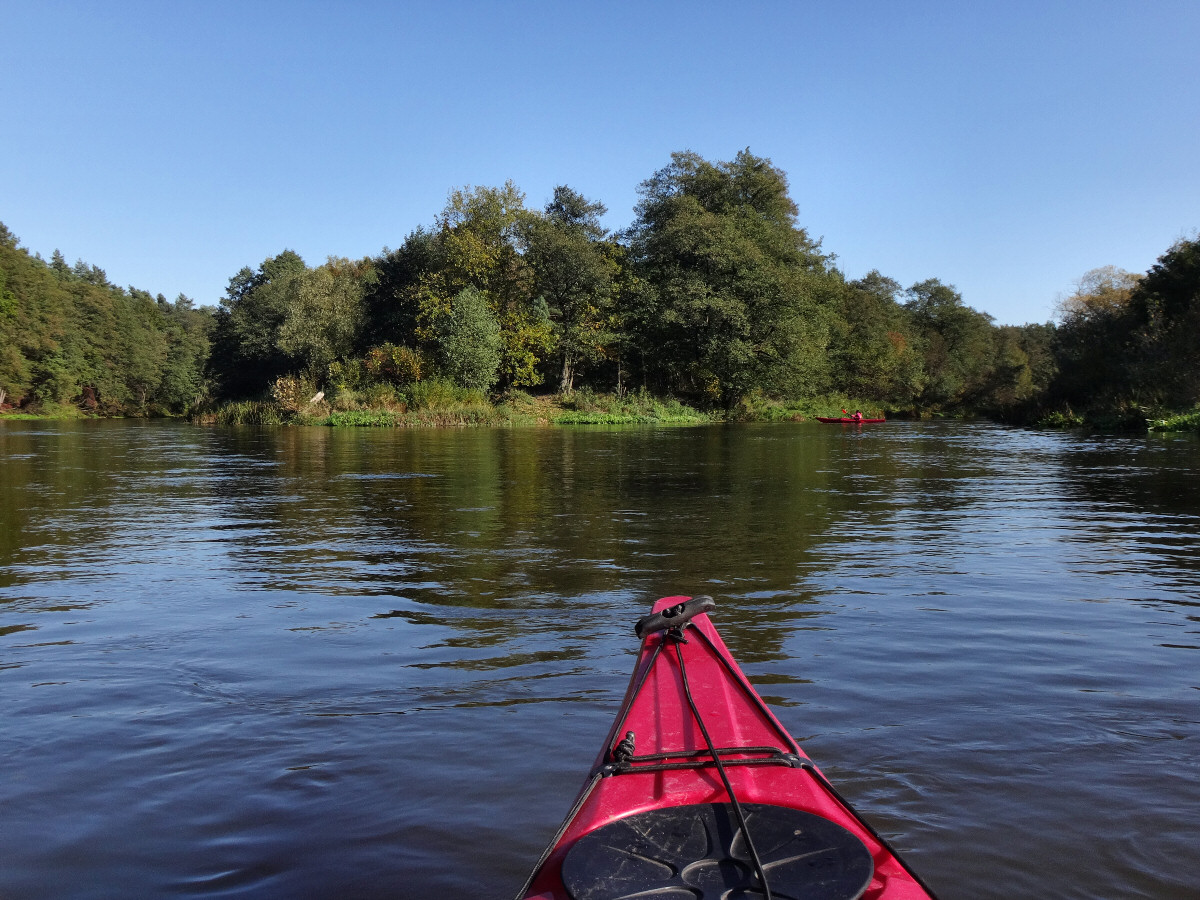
[
  {"xmin": 198, "ymin": 425, "xmax": 883, "ymax": 664},
  {"xmin": 25, "ymin": 422, "xmax": 1173, "ymax": 674},
  {"xmin": 0, "ymin": 422, "xmax": 220, "ymax": 596}
]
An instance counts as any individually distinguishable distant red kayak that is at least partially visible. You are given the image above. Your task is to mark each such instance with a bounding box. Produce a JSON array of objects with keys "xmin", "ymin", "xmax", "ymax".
[
  {"xmin": 816, "ymin": 416, "xmax": 886, "ymax": 424},
  {"xmin": 516, "ymin": 596, "xmax": 938, "ymax": 900}
]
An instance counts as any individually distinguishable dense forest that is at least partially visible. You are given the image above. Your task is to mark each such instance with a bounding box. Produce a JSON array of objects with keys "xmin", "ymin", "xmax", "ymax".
[
  {"xmin": 0, "ymin": 223, "xmax": 209, "ymax": 415},
  {"xmin": 2, "ymin": 150, "xmax": 1197, "ymax": 427}
]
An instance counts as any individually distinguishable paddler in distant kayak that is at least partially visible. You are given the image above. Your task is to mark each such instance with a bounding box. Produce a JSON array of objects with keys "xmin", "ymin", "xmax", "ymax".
[{"xmin": 842, "ymin": 407, "xmax": 864, "ymax": 422}]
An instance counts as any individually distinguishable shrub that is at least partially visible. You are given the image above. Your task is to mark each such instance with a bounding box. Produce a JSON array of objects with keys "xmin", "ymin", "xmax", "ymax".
[
  {"xmin": 364, "ymin": 343, "xmax": 427, "ymax": 384},
  {"xmin": 1036, "ymin": 409, "xmax": 1084, "ymax": 428},
  {"xmin": 270, "ymin": 374, "xmax": 322, "ymax": 414},
  {"xmin": 327, "ymin": 358, "xmax": 369, "ymax": 392},
  {"xmin": 1149, "ymin": 410, "xmax": 1200, "ymax": 432},
  {"xmin": 407, "ymin": 377, "xmax": 486, "ymax": 410},
  {"xmin": 360, "ymin": 382, "xmax": 404, "ymax": 409}
]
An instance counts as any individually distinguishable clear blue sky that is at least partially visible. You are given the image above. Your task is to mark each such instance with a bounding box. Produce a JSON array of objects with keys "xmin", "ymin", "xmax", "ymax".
[{"xmin": 5, "ymin": 1, "xmax": 1198, "ymax": 325}]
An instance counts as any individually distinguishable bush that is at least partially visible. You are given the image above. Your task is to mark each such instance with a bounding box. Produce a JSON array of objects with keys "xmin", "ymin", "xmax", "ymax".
[
  {"xmin": 364, "ymin": 343, "xmax": 427, "ymax": 384},
  {"xmin": 327, "ymin": 357, "xmax": 369, "ymax": 392},
  {"xmin": 1149, "ymin": 410, "xmax": 1200, "ymax": 432},
  {"xmin": 270, "ymin": 374, "xmax": 323, "ymax": 414},
  {"xmin": 357, "ymin": 382, "xmax": 407, "ymax": 409},
  {"xmin": 406, "ymin": 378, "xmax": 486, "ymax": 410}
]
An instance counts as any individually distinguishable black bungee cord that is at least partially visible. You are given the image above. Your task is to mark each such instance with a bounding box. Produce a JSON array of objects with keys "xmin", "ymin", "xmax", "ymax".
[{"xmin": 670, "ymin": 624, "xmax": 775, "ymax": 900}]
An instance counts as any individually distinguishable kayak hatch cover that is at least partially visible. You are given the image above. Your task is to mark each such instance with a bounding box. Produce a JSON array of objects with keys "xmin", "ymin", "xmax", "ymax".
[{"xmin": 515, "ymin": 595, "xmax": 938, "ymax": 900}]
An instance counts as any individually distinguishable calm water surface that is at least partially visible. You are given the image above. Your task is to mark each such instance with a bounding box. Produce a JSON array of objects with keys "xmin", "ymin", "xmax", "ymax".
[{"xmin": 1, "ymin": 420, "xmax": 1197, "ymax": 898}]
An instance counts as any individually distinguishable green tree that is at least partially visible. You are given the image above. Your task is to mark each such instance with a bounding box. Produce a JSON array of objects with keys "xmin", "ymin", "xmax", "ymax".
[
  {"xmin": 904, "ymin": 278, "xmax": 996, "ymax": 410},
  {"xmin": 523, "ymin": 186, "xmax": 618, "ymax": 392},
  {"xmin": 1126, "ymin": 237, "xmax": 1200, "ymax": 406},
  {"xmin": 1050, "ymin": 266, "xmax": 1140, "ymax": 408},
  {"xmin": 208, "ymin": 250, "xmax": 307, "ymax": 397},
  {"xmin": 978, "ymin": 323, "xmax": 1058, "ymax": 414},
  {"xmin": 0, "ymin": 264, "xmax": 18, "ymax": 406},
  {"xmin": 0, "ymin": 222, "xmax": 211, "ymax": 414},
  {"xmin": 121, "ymin": 289, "xmax": 170, "ymax": 410},
  {"xmin": 625, "ymin": 149, "xmax": 835, "ymax": 406},
  {"xmin": 158, "ymin": 294, "xmax": 212, "ymax": 410},
  {"xmin": 363, "ymin": 227, "xmax": 439, "ymax": 349},
  {"xmin": 382, "ymin": 183, "xmax": 552, "ymax": 390},
  {"xmin": 50, "ymin": 249, "xmax": 72, "ymax": 279},
  {"xmin": 430, "ymin": 285, "xmax": 502, "ymax": 390},
  {"xmin": 277, "ymin": 258, "xmax": 370, "ymax": 378},
  {"xmin": 1, "ymin": 228, "xmax": 75, "ymax": 405},
  {"xmin": 437, "ymin": 182, "xmax": 550, "ymax": 388},
  {"xmin": 1050, "ymin": 245, "xmax": 1200, "ymax": 413},
  {"xmin": 830, "ymin": 271, "xmax": 924, "ymax": 403}
]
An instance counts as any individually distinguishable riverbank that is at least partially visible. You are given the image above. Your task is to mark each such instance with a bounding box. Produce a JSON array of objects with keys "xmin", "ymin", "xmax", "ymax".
[
  {"xmin": 1149, "ymin": 409, "xmax": 1200, "ymax": 433},
  {"xmin": 7, "ymin": 390, "xmax": 1199, "ymax": 433},
  {"xmin": 0, "ymin": 401, "xmax": 99, "ymax": 421},
  {"xmin": 188, "ymin": 388, "xmax": 881, "ymax": 427},
  {"xmin": 1029, "ymin": 405, "xmax": 1200, "ymax": 433}
]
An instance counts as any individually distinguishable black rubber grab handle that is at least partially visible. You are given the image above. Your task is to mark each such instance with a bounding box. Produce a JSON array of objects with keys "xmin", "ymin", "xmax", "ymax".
[{"xmin": 635, "ymin": 596, "xmax": 716, "ymax": 640}]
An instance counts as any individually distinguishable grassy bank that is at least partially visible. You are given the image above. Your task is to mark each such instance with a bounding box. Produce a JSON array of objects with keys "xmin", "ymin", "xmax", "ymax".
[
  {"xmin": 194, "ymin": 388, "xmax": 714, "ymax": 427},
  {"xmin": 0, "ymin": 402, "xmax": 97, "ymax": 421},
  {"xmin": 16, "ymin": 388, "xmax": 1196, "ymax": 431},
  {"xmin": 1029, "ymin": 404, "xmax": 1200, "ymax": 433},
  {"xmin": 1149, "ymin": 409, "xmax": 1200, "ymax": 433},
  {"xmin": 191, "ymin": 383, "xmax": 895, "ymax": 427}
]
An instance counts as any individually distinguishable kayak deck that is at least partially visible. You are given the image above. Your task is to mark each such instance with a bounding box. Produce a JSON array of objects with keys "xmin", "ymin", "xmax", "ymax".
[
  {"xmin": 816, "ymin": 416, "xmax": 886, "ymax": 424},
  {"xmin": 517, "ymin": 596, "xmax": 936, "ymax": 899}
]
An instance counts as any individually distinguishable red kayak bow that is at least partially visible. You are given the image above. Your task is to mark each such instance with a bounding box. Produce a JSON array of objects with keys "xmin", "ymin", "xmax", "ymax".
[{"xmin": 516, "ymin": 596, "xmax": 938, "ymax": 900}]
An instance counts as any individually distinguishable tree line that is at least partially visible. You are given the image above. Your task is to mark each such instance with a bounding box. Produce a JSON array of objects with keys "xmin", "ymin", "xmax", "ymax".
[
  {"xmin": 0, "ymin": 223, "xmax": 209, "ymax": 414},
  {"xmin": 1051, "ymin": 241, "xmax": 1200, "ymax": 420},
  {"xmin": 2, "ymin": 149, "xmax": 1197, "ymax": 423}
]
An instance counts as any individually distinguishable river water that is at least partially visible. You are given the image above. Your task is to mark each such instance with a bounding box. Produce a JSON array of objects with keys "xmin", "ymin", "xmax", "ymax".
[{"xmin": 1, "ymin": 420, "xmax": 1197, "ymax": 899}]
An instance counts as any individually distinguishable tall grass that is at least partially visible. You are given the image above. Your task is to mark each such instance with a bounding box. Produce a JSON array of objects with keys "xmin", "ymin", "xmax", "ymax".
[
  {"xmin": 196, "ymin": 384, "xmax": 905, "ymax": 428},
  {"xmin": 542, "ymin": 389, "xmax": 710, "ymax": 425},
  {"xmin": 731, "ymin": 393, "xmax": 893, "ymax": 422},
  {"xmin": 405, "ymin": 379, "xmax": 488, "ymax": 411},
  {"xmin": 325, "ymin": 409, "xmax": 398, "ymax": 427},
  {"xmin": 209, "ymin": 401, "xmax": 285, "ymax": 426},
  {"xmin": 0, "ymin": 401, "xmax": 90, "ymax": 420},
  {"xmin": 1149, "ymin": 409, "xmax": 1200, "ymax": 433}
]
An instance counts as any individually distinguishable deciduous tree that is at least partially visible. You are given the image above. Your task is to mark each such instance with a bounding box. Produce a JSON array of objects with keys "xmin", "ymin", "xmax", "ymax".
[
  {"xmin": 523, "ymin": 186, "xmax": 618, "ymax": 392},
  {"xmin": 208, "ymin": 250, "xmax": 306, "ymax": 396},
  {"xmin": 904, "ymin": 278, "xmax": 995, "ymax": 410},
  {"xmin": 430, "ymin": 285, "xmax": 502, "ymax": 390},
  {"xmin": 277, "ymin": 258, "xmax": 370, "ymax": 377},
  {"xmin": 831, "ymin": 271, "xmax": 923, "ymax": 404},
  {"xmin": 625, "ymin": 149, "xmax": 834, "ymax": 406}
]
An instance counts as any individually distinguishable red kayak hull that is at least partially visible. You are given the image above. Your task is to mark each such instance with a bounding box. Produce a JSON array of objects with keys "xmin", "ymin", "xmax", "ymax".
[
  {"xmin": 518, "ymin": 596, "xmax": 936, "ymax": 899},
  {"xmin": 816, "ymin": 416, "xmax": 887, "ymax": 424}
]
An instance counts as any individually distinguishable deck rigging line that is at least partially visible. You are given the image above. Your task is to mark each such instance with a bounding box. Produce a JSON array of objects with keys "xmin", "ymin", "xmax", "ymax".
[{"xmin": 669, "ymin": 622, "xmax": 775, "ymax": 900}]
